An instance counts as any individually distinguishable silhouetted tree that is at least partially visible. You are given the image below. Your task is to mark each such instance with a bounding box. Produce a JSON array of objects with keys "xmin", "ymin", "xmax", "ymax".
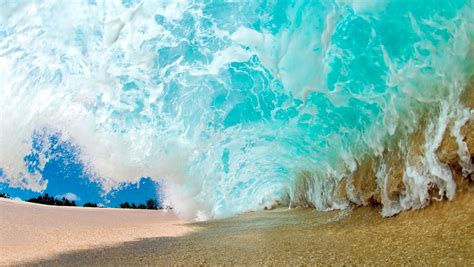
[
  {"xmin": 62, "ymin": 197, "xmax": 72, "ymax": 206},
  {"xmin": 120, "ymin": 202, "xmax": 131, "ymax": 208},
  {"xmin": 118, "ymin": 199, "xmax": 161, "ymax": 210},
  {"xmin": 83, "ymin": 202, "xmax": 98, "ymax": 207},
  {"xmin": 146, "ymin": 199, "xmax": 160, "ymax": 209},
  {"xmin": 0, "ymin": 193, "xmax": 10, "ymax": 198},
  {"xmin": 27, "ymin": 193, "xmax": 76, "ymax": 206}
]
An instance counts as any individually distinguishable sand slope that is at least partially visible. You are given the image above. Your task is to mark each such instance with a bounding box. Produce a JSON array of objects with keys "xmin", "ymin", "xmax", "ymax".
[
  {"xmin": 1, "ymin": 190, "xmax": 473, "ymax": 265},
  {"xmin": 0, "ymin": 199, "xmax": 194, "ymax": 265},
  {"xmin": 34, "ymin": 190, "xmax": 474, "ymax": 265}
]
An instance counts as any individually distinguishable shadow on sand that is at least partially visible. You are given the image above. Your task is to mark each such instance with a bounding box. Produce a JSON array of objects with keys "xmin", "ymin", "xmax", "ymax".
[{"xmin": 26, "ymin": 192, "xmax": 474, "ymax": 265}]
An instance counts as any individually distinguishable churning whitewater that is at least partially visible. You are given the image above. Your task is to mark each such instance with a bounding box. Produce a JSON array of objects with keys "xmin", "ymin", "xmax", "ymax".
[{"xmin": 1, "ymin": 0, "xmax": 473, "ymax": 219}]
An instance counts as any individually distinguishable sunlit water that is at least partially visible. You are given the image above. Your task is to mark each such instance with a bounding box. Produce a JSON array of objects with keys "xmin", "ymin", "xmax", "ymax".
[{"xmin": 1, "ymin": 0, "xmax": 473, "ymax": 219}]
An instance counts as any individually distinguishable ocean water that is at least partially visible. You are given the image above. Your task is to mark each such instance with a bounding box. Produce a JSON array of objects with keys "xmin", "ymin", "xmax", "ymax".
[{"xmin": 0, "ymin": 0, "xmax": 473, "ymax": 219}]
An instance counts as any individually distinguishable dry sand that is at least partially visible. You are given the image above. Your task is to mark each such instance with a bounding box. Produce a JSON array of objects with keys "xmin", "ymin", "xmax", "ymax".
[
  {"xmin": 1, "ymin": 189, "xmax": 473, "ymax": 266},
  {"xmin": 0, "ymin": 199, "xmax": 195, "ymax": 265}
]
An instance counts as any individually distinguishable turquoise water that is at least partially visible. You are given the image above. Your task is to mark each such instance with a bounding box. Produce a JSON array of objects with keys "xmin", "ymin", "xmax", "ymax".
[{"xmin": 0, "ymin": 0, "xmax": 473, "ymax": 219}]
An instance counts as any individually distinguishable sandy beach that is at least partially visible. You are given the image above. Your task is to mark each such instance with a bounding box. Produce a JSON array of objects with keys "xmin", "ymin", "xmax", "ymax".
[
  {"xmin": 0, "ymin": 199, "xmax": 195, "ymax": 265},
  {"xmin": 1, "ymin": 188, "xmax": 473, "ymax": 266}
]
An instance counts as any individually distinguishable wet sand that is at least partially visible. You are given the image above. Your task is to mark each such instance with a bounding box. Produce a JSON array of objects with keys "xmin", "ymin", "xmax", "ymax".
[
  {"xmin": 12, "ymin": 188, "xmax": 473, "ymax": 266},
  {"xmin": 0, "ymin": 199, "xmax": 195, "ymax": 265}
]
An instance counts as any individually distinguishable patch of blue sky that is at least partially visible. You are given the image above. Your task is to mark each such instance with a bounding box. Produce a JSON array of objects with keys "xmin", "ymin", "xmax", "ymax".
[{"xmin": 0, "ymin": 133, "xmax": 160, "ymax": 207}]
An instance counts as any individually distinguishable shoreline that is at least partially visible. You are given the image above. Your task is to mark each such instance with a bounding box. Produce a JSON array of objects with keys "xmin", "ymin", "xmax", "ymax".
[{"xmin": 2, "ymin": 188, "xmax": 473, "ymax": 265}]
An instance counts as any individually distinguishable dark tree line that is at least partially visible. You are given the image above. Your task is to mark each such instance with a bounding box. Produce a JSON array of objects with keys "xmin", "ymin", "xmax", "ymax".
[
  {"xmin": 119, "ymin": 198, "xmax": 161, "ymax": 210},
  {"xmin": 2, "ymin": 192, "xmax": 162, "ymax": 210},
  {"xmin": 27, "ymin": 194, "xmax": 103, "ymax": 208},
  {"xmin": 83, "ymin": 202, "xmax": 99, "ymax": 207},
  {"xmin": 27, "ymin": 193, "xmax": 77, "ymax": 206}
]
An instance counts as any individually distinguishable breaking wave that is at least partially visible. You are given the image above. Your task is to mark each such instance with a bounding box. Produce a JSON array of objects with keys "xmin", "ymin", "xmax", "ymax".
[{"xmin": 1, "ymin": 0, "xmax": 473, "ymax": 219}]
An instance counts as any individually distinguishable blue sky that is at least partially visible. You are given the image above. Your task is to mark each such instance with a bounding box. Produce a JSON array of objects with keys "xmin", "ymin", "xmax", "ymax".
[{"xmin": 0, "ymin": 132, "xmax": 161, "ymax": 207}]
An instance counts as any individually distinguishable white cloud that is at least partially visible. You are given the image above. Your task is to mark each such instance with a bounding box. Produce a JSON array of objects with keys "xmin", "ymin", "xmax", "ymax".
[{"xmin": 56, "ymin": 192, "xmax": 80, "ymax": 201}]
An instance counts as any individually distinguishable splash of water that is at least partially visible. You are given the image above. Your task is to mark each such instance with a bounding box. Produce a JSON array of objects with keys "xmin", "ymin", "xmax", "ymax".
[{"xmin": 1, "ymin": 0, "xmax": 473, "ymax": 219}]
